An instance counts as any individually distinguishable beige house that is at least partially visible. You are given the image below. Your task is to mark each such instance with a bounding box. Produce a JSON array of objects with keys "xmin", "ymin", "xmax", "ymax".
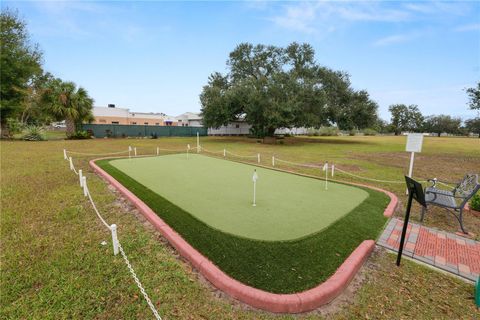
[{"xmin": 93, "ymin": 105, "xmax": 175, "ymax": 126}]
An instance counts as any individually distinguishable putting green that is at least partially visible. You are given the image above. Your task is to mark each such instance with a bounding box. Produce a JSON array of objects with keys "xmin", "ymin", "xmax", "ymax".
[{"xmin": 110, "ymin": 154, "xmax": 369, "ymax": 241}]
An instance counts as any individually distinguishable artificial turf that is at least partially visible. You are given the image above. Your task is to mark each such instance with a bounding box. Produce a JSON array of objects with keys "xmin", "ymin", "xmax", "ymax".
[
  {"xmin": 109, "ymin": 154, "xmax": 369, "ymax": 241},
  {"xmin": 97, "ymin": 157, "xmax": 390, "ymax": 294}
]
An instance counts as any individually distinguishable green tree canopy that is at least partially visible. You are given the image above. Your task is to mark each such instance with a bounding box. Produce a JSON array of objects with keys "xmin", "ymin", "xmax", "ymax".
[
  {"xmin": 0, "ymin": 9, "xmax": 43, "ymax": 136},
  {"xmin": 42, "ymin": 79, "xmax": 94, "ymax": 136},
  {"xmin": 423, "ymin": 114, "xmax": 462, "ymax": 137},
  {"xmin": 464, "ymin": 117, "xmax": 480, "ymax": 138},
  {"xmin": 200, "ymin": 42, "xmax": 378, "ymax": 137},
  {"xmin": 466, "ymin": 82, "xmax": 480, "ymax": 113},
  {"xmin": 388, "ymin": 104, "xmax": 424, "ymax": 135}
]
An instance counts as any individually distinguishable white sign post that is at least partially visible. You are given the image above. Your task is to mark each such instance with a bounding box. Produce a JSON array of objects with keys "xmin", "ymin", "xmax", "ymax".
[
  {"xmin": 405, "ymin": 133, "xmax": 424, "ymax": 194},
  {"xmin": 322, "ymin": 162, "xmax": 328, "ymax": 190},
  {"xmin": 252, "ymin": 169, "xmax": 258, "ymax": 207}
]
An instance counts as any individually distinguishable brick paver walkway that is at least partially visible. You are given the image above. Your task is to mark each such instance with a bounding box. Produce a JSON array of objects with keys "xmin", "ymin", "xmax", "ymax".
[{"xmin": 378, "ymin": 218, "xmax": 480, "ymax": 281}]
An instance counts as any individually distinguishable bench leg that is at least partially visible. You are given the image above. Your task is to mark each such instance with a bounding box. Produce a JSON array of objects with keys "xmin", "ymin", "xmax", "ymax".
[
  {"xmin": 420, "ymin": 206, "xmax": 427, "ymax": 222},
  {"xmin": 458, "ymin": 208, "xmax": 467, "ymax": 234}
]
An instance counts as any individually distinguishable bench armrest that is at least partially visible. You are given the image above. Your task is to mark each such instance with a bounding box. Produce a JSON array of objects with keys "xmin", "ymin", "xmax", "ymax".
[{"xmin": 425, "ymin": 189, "xmax": 466, "ymax": 199}]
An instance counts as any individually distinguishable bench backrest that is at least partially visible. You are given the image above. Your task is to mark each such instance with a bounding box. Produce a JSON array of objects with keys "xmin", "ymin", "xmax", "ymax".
[{"xmin": 454, "ymin": 174, "xmax": 480, "ymax": 205}]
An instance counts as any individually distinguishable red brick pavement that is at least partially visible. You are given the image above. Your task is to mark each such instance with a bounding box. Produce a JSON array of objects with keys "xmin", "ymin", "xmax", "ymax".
[{"xmin": 378, "ymin": 218, "xmax": 480, "ymax": 281}]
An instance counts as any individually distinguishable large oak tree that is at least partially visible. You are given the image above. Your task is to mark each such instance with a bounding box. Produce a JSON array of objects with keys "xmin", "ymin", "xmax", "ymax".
[{"xmin": 200, "ymin": 43, "xmax": 378, "ymax": 137}]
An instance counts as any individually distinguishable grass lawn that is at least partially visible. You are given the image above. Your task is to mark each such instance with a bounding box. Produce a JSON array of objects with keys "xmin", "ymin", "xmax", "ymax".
[
  {"xmin": 108, "ymin": 154, "xmax": 370, "ymax": 241},
  {"xmin": 1, "ymin": 136, "xmax": 478, "ymax": 319}
]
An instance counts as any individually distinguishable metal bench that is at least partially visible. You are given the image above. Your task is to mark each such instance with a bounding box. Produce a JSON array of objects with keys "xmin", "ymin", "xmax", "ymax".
[{"xmin": 421, "ymin": 174, "xmax": 480, "ymax": 233}]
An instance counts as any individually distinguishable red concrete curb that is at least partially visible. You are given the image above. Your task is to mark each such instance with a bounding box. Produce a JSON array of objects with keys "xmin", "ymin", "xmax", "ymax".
[{"xmin": 89, "ymin": 158, "xmax": 395, "ymax": 313}]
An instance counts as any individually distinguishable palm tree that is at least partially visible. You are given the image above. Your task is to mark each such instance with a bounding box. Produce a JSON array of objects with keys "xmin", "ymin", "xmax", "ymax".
[{"xmin": 43, "ymin": 79, "xmax": 94, "ymax": 136}]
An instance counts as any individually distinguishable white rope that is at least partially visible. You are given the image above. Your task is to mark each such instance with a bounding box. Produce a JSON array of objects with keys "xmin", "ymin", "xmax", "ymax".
[
  {"xmin": 118, "ymin": 243, "xmax": 162, "ymax": 320},
  {"xmin": 85, "ymin": 186, "xmax": 111, "ymax": 230},
  {"xmin": 156, "ymin": 147, "xmax": 186, "ymax": 152},
  {"xmin": 201, "ymin": 147, "xmax": 223, "ymax": 155},
  {"xmin": 66, "ymin": 149, "xmax": 129, "ymax": 156},
  {"xmin": 225, "ymin": 150, "xmax": 258, "ymax": 158},
  {"xmin": 274, "ymin": 157, "xmax": 322, "ymax": 168},
  {"xmin": 334, "ymin": 167, "xmax": 405, "ymax": 184}
]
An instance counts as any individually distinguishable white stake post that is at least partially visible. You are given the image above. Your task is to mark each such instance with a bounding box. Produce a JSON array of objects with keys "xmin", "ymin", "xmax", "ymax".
[
  {"xmin": 134, "ymin": 147, "xmax": 137, "ymax": 157},
  {"xmin": 197, "ymin": 132, "xmax": 200, "ymax": 153},
  {"xmin": 252, "ymin": 169, "xmax": 258, "ymax": 207},
  {"xmin": 331, "ymin": 164, "xmax": 335, "ymax": 177},
  {"xmin": 156, "ymin": 147, "xmax": 159, "ymax": 156},
  {"xmin": 187, "ymin": 144, "xmax": 190, "ymax": 159},
  {"xmin": 110, "ymin": 224, "xmax": 119, "ymax": 255},
  {"xmin": 79, "ymin": 169, "xmax": 83, "ymax": 187},
  {"xmin": 323, "ymin": 162, "xmax": 328, "ymax": 190},
  {"xmin": 272, "ymin": 156, "xmax": 275, "ymax": 166},
  {"xmin": 69, "ymin": 157, "xmax": 73, "ymax": 170},
  {"xmin": 223, "ymin": 148, "xmax": 226, "ymax": 158},
  {"xmin": 63, "ymin": 149, "xmax": 67, "ymax": 160},
  {"xmin": 82, "ymin": 176, "xmax": 88, "ymax": 197},
  {"xmin": 405, "ymin": 133, "xmax": 424, "ymax": 194},
  {"xmin": 128, "ymin": 146, "xmax": 132, "ymax": 159},
  {"xmin": 257, "ymin": 153, "xmax": 260, "ymax": 163}
]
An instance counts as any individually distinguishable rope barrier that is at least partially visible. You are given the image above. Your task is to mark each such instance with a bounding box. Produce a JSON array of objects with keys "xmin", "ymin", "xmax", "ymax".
[
  {"xmin": 65, "ymin": 152, "xmax": 162, "ymax": 320},
  {"xmin": 334, "ymin": 167, "xmax": 406, "ymax": 184},
  {"xmin": 274, "ymin": 157, "xmax": 322, "ymax": 169},
  {"xmin": 225, "ymin": 150, "xmax": 258, "ymax": 158},
  {"xmin": 66, "ymin": 149, "xmax": 129, "ymax": 156}
]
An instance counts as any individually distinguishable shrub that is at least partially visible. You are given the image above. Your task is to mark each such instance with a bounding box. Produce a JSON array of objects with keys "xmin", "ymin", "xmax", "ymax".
[
  {"xmin": 349, "ymin": 130, "xmax": 356, "ymax": 136},
  {"xmin": 363, "ymin": 128, "xmax": 378, "ymax": 136},
  {"xmin": 7, "ymin": 118, "xmax": 24, "ymax": 136},
  {"xmin": 68, "ymin": 130, "xmax": 91, "ymax": 140},
  {"xmin": 470, "ymin": 193, "xmax": 480, "ymax": 211},
  {"xmin": 22, "ymin": 125, "xmax": 45, "ymax": 141},
  {"xmin": 318, "ymin": 126, "xmax": 339, "ymax": 136}
]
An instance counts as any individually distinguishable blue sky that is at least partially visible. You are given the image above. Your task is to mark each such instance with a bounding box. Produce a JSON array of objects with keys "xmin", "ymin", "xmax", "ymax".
[{"xmin": 3, "ymin": 1, "xmax": 479, "ymax": 120}]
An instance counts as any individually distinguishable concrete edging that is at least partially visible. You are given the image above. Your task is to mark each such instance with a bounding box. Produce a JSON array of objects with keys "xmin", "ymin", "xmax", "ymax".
[{"xmin": 90, "ymin": 158, "xmax": 398, "ymax": 313}]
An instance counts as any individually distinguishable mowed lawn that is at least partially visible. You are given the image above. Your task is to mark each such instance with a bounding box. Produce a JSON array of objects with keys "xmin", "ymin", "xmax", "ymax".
[{"xmin": 1, "ymin": 135, "xmax": 479, "ymax": 319}]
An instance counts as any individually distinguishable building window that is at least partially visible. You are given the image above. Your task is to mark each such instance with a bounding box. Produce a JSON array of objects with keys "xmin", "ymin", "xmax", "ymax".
[
  {"xmin": 132, "ymin": 122, "xmax": 137, "ymax": 125},
  {"xmin": 144, "ymin": 122, "xmax": 148, "ymax": 125},
  {"xmin": 111, "ymin": 121, "xmax": 119, "ymax": 124},
  {"xmin": 155, "ymin": 123, "xmax": 160, "ymax": 125},
  {"xmin": 185, "ymin": 123, "xmax": 188, "ymax": 127},
  {"xmin": 235, "ymin": 124, "xmax": 240, "ymax": 128}
]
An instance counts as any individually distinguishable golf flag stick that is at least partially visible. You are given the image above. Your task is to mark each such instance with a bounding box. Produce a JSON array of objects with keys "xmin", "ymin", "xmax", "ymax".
[
  {"xmin": 197, "ymin": 132, "xmax": 200, "ymax": 153},
  {"xmin": 252, "ymin": 169, "xmax": 258, "ymax": 207},
  {"xmin": 323, "ymin": 162, "xmax": 328, "ymax": 190}
]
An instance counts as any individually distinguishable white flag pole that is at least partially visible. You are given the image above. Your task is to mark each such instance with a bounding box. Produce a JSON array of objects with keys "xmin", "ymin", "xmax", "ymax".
[
  {"xmin": 197, "ymin": 132, "xmax": 200, "ymax": 153},
  {"xmin": 252, "ymin": 169, "xmax": 258, "ymax": 207},
  {"xmin": 323, "ymin": 162, "xmax": 328, "ymax": 190}
]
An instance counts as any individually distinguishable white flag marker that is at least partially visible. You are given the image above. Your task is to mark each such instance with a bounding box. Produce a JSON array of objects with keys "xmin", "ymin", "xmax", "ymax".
[
  {"xmin": 196, "ymin": 132, "xmax": 200, "ymax": 153},
  {"xmin": 322, "ymin": 162, "xmax": 328, "ymax": 190},
  {"xmin": 252, "ymin": 169, "xmax": 259, "ymax": 207}
]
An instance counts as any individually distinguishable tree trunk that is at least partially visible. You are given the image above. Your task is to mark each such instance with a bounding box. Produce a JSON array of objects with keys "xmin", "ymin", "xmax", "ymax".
[
  {"xmin": 0, "ymin": 122, "xmax": 10, "ymax": 139},
  {"xmin": 266, "ymin": 127, "xmax": 276, "ymax": 137},
  {"xmin": 437, "ymin": 132, "xmax": 441, "ymax": 137},
  {"xmin": 66, "ymin": 118, "xmax": 75, "ymax": 137}
]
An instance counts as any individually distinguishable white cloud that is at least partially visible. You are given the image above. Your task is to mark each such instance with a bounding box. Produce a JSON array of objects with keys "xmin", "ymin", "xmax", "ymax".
[
  {"xmin": 455, "ymin": 23, "xmax": 480, "ymax": 32},
  {"xmin": 373, "ymin": 34, "xmax": 413, "ymax": 46}
]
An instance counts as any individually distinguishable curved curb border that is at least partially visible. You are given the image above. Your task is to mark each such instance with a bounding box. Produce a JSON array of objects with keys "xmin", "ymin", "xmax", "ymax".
[{"xmin": 90, "ymin": 158, "xmax": 398, "ymax": 313}]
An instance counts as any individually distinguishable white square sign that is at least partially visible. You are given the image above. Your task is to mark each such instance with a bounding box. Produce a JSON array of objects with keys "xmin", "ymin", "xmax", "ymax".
[{"xmin": 406, "ymin": 133, "xmax": 423, "ymax": 153}]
